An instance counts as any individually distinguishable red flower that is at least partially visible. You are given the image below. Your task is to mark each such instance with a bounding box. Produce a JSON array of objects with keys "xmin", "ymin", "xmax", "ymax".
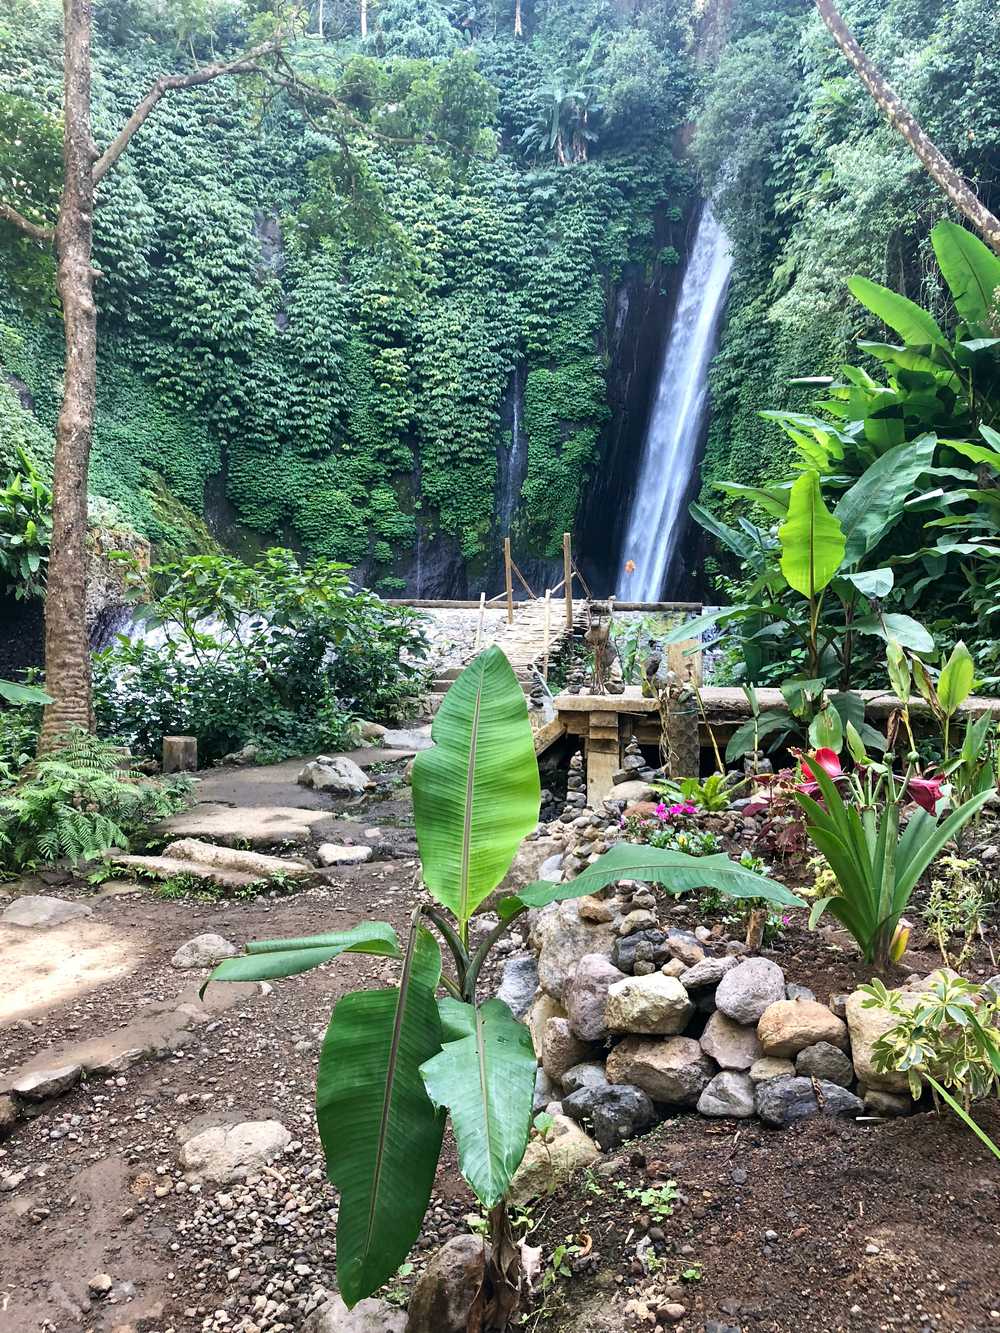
[
  {"xmin": 796, "ymin": 748, "xmax": 843, "ymax": 797},
  {"xmin": 906, "ymin": 774, "xmax": 944, "ymax": 814}
]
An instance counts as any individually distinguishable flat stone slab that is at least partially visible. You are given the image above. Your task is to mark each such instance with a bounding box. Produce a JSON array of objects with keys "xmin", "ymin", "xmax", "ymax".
[
  {"xmin": 317, "ymin": 843, "xmax": 373, "ymax": 867},
  {"xmin": 155, "ymin": 802, "xmax": 336, "ymax": 846},
  {"xmin": 110, "ymin": 854, "xmax": 261, "ymax": 891},
  {"xmin": 380, "ymin": 727, "xmax": 434, "ymax": 751},
  {"xmin": 1, "ymin": 896, "xmax": 93, "ymax": 929},
  {"xmin": 163, "ymin": 839, "xmax": 312, "ymax": 879}
]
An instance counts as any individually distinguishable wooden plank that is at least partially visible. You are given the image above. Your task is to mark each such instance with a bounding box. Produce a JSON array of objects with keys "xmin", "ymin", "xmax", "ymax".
[{"xmin": 533, "ymin": 717, "xmax": 566, "ymax": 756}]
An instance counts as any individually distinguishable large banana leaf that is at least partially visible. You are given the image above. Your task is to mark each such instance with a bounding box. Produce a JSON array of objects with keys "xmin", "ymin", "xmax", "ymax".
[
  {"xmin": 412, "ymin": 645, "xmax": 540, "ymax": 927},
  {"xmin": 660, "ymin": 604, "xmax": 757, "ymax": 646},
  {"xmin": 203, "ymin": 921, "xmax": 401, "ymax": 992},
  {"xmin": 931, "ymin": 220, "xmax": 1000, "ymax": 329},
  {"xmin": 420, "ymin": 998, "xmax": 536, "ymax": 1209},
  {"xmin": 0, "ymin": 678, "xmax": 52, "ymax": 705},
  {"xmin": 778, "ymin": 471, "xmax": 845, "ymax": 597},
  {"xmin": 853, "ymin": 612, "xmax": 934, "ymax": 654},
  {"xmin": 847, "ymin": 275, "xmax": 948, "ymax": 348},
  {"xmin": 318, "ymin": 926, "xmax": 444, "ymax": 1308},
  {"xmin": 501, "ymin": 843, "xmax": 804, "ymax": 917},
  {"xmin": 834, "ymin": 435, "xmax": 937, "ymax": 565}
]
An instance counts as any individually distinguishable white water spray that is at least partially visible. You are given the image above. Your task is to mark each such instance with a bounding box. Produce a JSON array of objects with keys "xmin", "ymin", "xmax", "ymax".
[{"xmin": 616, "ymin": 207, "xmax": 732, "ymax": 601}]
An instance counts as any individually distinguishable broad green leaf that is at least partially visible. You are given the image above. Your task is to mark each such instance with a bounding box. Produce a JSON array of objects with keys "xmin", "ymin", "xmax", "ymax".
[
  {"xmin": 892, "ymin": 787, "xmax": 996, "ymax": 903},
  {"xmin": 437, "ymin": 996, "xmax": 477, "ymax": 1043},
  {"xmin": 503, "ymin": 843, "xmax": 804, "ymax": 914},
  {"xmin": 843, "ymin": 568, "xmax": 894, "ymax": 598},
  {"xmin": 854, "ymin": 613, "xmax": 934, "ymax": 655},
  {"xmin": 886, "ymin": 638, "xmax": 911, "ymax": 703},
  {"xmin": 412, "ymin": 646, "xmax": 540, "ymax": 926},
  {"xmin": 778, "ymin": 471, "xmax": 845, "ymax": 597},
  {"xmin": 420, "ymin": 998, "xmax": 536, "ymax": 1209},
  {"xmin": 809, "ymin": 704, "xmax": 843, "ymax": 752},
  {"xmin": 0, "ymin": 678, "xmax": 52, "ymax": 705},
  {"xmin": 847, "ymin": 275, "xmax": 948, "ymax": 348},
  {"xmin": 931, "ymin": 220, "xmax": 1000, "ymax": 328},
  {"xmin": 689, "ymin": 503, "xmax": 756, "ymax": 562},
  {"xmin": 724, "ymin": 709, "xmax": 792, "ymax": 763},
  {"xmin": 937, "ymin": 640, "xmax": 975, "ymax": 717},
  {"xmin": 318, "ymin": 927, "xmax": 444, "ymax": 1308},
  {"xmin": 835, "ymin": 436, "xmax": 937, "ymax": 565},
  {"xmin": 845, "ymin": 720, "xmax": 869, "ymax": 765},
  {"xmin": 660, "ymin": 605, "xmax": 755, "ymax": 646},
  {"xmin": 945, "ymin": 439, "xmax": 1000, "ymax": 469},
  {"xmin": 204, "ymin": 922, "xmax": 401, "ymax": 991},
  {"xmin": 711, "ymin": 481, "xmax": 791, "ymax": 518}
]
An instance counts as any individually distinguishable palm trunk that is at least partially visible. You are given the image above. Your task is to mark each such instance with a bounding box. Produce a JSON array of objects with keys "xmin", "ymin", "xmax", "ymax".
[
  {"xmin": 815, "ymin": 0, "xmax": 1000, "ymax": 254},
  {"xmin": 39, "ymin": 0, "xmax": 98, "ymax": 751}
]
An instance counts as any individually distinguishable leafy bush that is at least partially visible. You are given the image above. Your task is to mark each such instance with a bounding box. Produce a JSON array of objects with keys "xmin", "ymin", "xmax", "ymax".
[
  {"xmin": 0, "ymin": 450, "xmax": 50, "ymax": 599},
  {"xmin": 0, "ymin": 729, "xmax": 192, "ymax": 872},
  {"xmin": 93, "ymin": 550, "xmax": 429, "ymax": 765}
]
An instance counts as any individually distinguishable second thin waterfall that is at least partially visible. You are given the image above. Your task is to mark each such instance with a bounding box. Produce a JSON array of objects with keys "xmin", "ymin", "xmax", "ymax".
[{"xmin": 617, "ymin": 207, "xmax": 732, "ymax": 602}]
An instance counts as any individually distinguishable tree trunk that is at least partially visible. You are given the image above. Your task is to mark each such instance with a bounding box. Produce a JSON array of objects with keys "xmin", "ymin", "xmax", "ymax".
[
  {"xmin": 39, "ymin": 0, "xmax": 98, "ymax": 751},
  {"xmin": 513, "ymin": 0, "xmax": 522, "ymax": 37},
  {"xmin": 360, "ymin": 0, "xmax": 367, "ymax": 39},
  {"xmin": 815, "ymin": 0, "xmax": 1000, "ymax": 255},
  {"xmin": 317, "ymin": 0, "xmax": 324, "ymax": 39}
]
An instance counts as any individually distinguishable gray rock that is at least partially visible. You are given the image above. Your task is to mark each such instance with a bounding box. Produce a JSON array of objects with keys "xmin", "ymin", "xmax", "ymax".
[
  {"xmin": 2, "ymin": 895, "xmax": 93, "ymax": 928},
  {"xmin": 829, "ymin": 993, "xmax": 850, "ymax": 1019},
  {"xmin": 170, "ymin": 933, "xmax": 239, "ymax": 970},
  {"xmin": 864, "ymin": 1088, "xmax": 914, "ymax": 1117},
  {"xmin": 755, "ymin": 1077, "xmax": 863, "ymax": 1128},
  {"xmin": 496, "ymin": 954, "xmax": 539, "ymax": 1020},
  {"xmin": 612, "ymin": 929, "xmax": 669, "ymax": 975},
  {"xmin": 605, "ymin": 973, "xmax": 693, "ymax": 1036},
  {"xmin": 532, "ymin": 1067, "xmax": 558, "ymax": 1113},
  {"xmin": 303, "ymin": 1293, "xmax": 406, "ymax": 1333},
  {"xmin": 317, "ymin": 843, "xmax": 373, "ymax": 867},
  {"xmin": 748, "ymin": 1057, "xmax": 795, "ymax": 1084},
  {"xmin": 697, "ymin": 1071, "xmax": 756, "ymax": 1119},
  {"xmin": 381, "ymin": 727, "xmax": 433, "ymax": 751},
  {"xmin": 298, "ymin": 755, "xmax": 370, "ymax": 795},
  {"xmin": 11, "ymin": 1063, "xmax": 83, "ymax": 1102},
  {"xmin": 606, "ymin": 1036, "xmax": 715, "ymax": 1107},
  {"xmin": 786, "ymin": 983, "xmax": 816, "ymax": 1003},
  {"xmin": 178, "ymin": 1120, "xmax": 291, "ymax": 1183},
  {"xmin": 715, "ymin": 957, "xmax": 786, "ymax": 1025},
  {"xmin": 795, "ymin": 1041, "xmax": 855, "ymax": 1087},
  {"xmin": 542, "ymin": 1017, "xmax": 592, "ymax": 1082},
  {"xmin": 699, "ymin": 1011, "xmax": 762, "ymax": 1071},
  {"xmin": 562, "ymin": 1083, "xmax": 658, "ymax": 1150},
  {"xmin": 535, "ymin": 901, "xmax": 617, "ymax": 1002},
  {"xmin": 617, "ymin": 909, "xmax": 659, "ymax": 937},
  {"xmin": 565, "ymin": 954, "xmax": 626, "ymax": 1042},
  {"xmin": 561, "ymin": 1062, "xmax": 608, "ymax": 1094},
  {"xmin": 678, "ymin": 955, "xmax": 737, "ymax": 990},
  {"xmin": 404, "ymin": 1233, "xmax": 487, "ymax": 1333},
  {"xmin": 509, "ymin": 1114, "xmax": 599, "ymax": 1205}
]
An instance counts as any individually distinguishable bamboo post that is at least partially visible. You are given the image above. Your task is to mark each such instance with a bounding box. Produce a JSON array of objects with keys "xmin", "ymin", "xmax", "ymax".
[
  {"xmin": 563, "ymin": 532, "xmax": 573, "ymax": 629},
  {"xmin": 542, "ymin": 588, "xmax": 552, "ymax": 682},
  {"xmin": 475, "ymin": 590, "xmax": 486, "ymax": 650},
  {"xmin": 504, "ymin": 536, "xmax": 514, "ymax": 624}
]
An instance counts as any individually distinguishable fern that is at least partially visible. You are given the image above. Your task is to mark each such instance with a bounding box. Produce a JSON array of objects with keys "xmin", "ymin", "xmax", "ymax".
[{"xmin": 0, "ymin": 729, "xmax": 192, "ymax": 872}]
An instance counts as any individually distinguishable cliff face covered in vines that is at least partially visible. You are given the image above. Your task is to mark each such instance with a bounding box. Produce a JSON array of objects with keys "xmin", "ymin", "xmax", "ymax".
[
  {"xmin": 696, "ymin": 0, "xmax": 1000, "ymax": 503},
  {"xmin": 0, "ymin": 0, "xmax": 696, "ymax": 593}
]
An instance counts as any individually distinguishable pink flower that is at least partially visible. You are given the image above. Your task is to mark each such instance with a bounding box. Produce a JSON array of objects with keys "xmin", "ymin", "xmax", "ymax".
[
  {"xmin": 906, "ymin": 774, "xmax": 944, "ymax": 814},
  {"xmin": 796, "ymin": 748, "xmax": 844, "ymax": 797},
  {"xmin": 654, "ymin": 802, "xmax": 669, "ymax": 819}
]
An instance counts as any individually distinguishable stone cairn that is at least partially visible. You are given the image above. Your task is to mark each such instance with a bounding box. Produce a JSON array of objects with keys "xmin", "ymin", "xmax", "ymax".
[
  {"xmin": 562, "ymin": 749, "xmax": 588, "ymax": 815},
  {"xmin": 613, "ymin": 736, "xmax": 658, "ymax": 788}
]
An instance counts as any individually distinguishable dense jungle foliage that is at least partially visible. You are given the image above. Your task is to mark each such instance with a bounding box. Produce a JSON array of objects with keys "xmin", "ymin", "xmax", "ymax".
[{"xmin": 0, "ymin": 0, "xmax": 696, "ymax": 587}]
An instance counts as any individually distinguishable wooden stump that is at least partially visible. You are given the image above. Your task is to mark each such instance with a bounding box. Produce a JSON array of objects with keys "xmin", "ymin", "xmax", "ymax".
[{"xmin": 163, "ymin": 735, "xmax": 197, "ymax": 773}]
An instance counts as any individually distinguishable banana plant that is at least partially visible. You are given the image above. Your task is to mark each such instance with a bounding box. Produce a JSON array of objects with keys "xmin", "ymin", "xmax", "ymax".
[{"xmin": 203, "ymin": 645, "xmax": 802, "ymax": 1326}]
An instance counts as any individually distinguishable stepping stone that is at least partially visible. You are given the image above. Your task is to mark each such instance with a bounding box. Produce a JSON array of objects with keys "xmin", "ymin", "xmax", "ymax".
[
  {"xmin": 163, "ymin": 839, "xmax": 312, "ymax": 879},
  {"xmin": 156, "ymin": 803, "xmax": 333, "ymax": 847},
  {"xmin": 1, "ymin": 896, "xmax": 93, "ymax": 929},
  {"xmin": 11, "ymin": 1063, "xmax": 84, "ymax": 1101},
  {"xmin": 110, "ymin": 855, "xmax": 261, "ymax": 892},
  {"xmin": 317, "ymin": 844, "xmax": 373, "ymax": 867}
]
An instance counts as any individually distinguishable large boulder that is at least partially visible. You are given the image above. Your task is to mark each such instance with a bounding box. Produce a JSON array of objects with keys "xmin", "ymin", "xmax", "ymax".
[
  {"xmin": 541, "ymin": 1018, "xmax": 593, "ymax": 1083},
  {"xmin": 699, "ymin": 1011, "xmax": 762, "ymax": 1071},
  {"xmin": 678, "ymin": 955, "xmax": 737, "ymax": 990},
  {"xmin": 509, "ymin": 1115, "xmax": 600, "ymax": 1205},
  {"xmin": 748, "ymin": 1057, "xmax": 796, "ymax": 1084},
  {"xmin": 562, "ymin": 1083, "xmax": 658, "ymax": 1150},
  {"xmin": 561, "ymin": 1062, "xmax": 608, "ymax": 1094},
  {"xmin": 298, "ymin": 755, "xmax": 371, "ymax": 795},
  {"xmin": 566, "ymin": 954, "xmax": 626, "ymax": 1042},
  {"xmin": 178, "ymin": 1120, "xmax": 291, "ymax": 1184},
  {"xmin": 845, "ymin": 989, "xmax": 914, "ymax": 1092},
  {"xmin": 495, "ymin": 836, "xmax": 566, "ymax": 901},
  {"xmin": 755, "ymin": 1076, "xmax": 863, "ymax": 1128},
  {"xmin": 757, "ymin": 999, "xmax": 848, "ymax": 1058},
  {"xmin": 526, "ymin": 994, "xmax": 566, "ymax": 1060},
  {"xmin": 2, "ymin": 895, "xmax": 92, "ymax": 928},
  {"xmin": 605, "ymin": 973, "xmax": 693, "ymax": 1036},
  {"xmin": 405, "ymin": 1234, "xmax": 487, "ymax": 1333},
  {"xmin": 697, "ymin": 1071, "xmax": 756, "ymax": 1119},
  {"xmin": 715, "ymin": 957, "xmax": 786, "ymax": 1025},
  {"xmin": 304, "ymin": 1293, "xmax": 406, "ymax": 1333},
  {"xmin": 605, "ymin": 1037, "xmax": 715, "ymax": 1107},
  {"xmin": 534, "ymin": 901, "xmax": 616, "ymax": 1002},
  {"xmin": 496, "ymin": 954, "xmax": 539, "ymax": 1020}
]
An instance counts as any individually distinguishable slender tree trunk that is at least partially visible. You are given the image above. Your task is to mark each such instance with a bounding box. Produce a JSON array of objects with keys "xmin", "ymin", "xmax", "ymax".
[
  {"xmin": 360, "ymin": 0, "xmax": 367, "ymax": 39},
  {"xmin": 317, "ymin": 0, "xmax": 324, "ymax": 39},
  {"xmin": 514, "ymin": 0, "xmax": 522, "ymax": 38},
  {"xmin": 815, "ymin": 0, "xmax": 1000, "ymax": 254},
  {"xmin": 39, "ymin": 0, "xmax": 98, "ymax": 751}
]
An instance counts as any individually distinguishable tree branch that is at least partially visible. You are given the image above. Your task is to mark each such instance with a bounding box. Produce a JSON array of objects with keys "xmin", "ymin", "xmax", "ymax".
[
  {"xmin": 0, "ymin": 200, "xmax": 55, "ymax": 243},
  {"xmin": 815, "ymin": 0, "xmax": 1000, "ymax": 255},
  {"xmin": 92, "ymin": 36, "xmax": 284, "ymax": 184}
]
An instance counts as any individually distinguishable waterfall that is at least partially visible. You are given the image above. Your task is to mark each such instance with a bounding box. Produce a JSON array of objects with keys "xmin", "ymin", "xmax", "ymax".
[
  {"xmin": 497, "ymin": 367, "xmax": 528, "ymax": 537},
  {"xmin": 616, "ymin": 206, "xmax": 732, "ymax": 601}
]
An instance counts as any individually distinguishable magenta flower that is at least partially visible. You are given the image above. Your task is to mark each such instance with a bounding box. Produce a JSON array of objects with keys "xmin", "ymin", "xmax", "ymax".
[{"xmin": 906, "ymin": 774, "xmax": 945, "ymax": 814}]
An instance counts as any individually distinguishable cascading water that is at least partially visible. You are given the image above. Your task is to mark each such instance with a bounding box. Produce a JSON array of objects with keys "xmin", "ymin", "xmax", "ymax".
[
  {"xmin": 497, "ymin": 366, "xmax": 528, "ymax": 537},
  {"xmin": 616, "ymin": 206, "xmax": 732, "ymax": 602}
]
